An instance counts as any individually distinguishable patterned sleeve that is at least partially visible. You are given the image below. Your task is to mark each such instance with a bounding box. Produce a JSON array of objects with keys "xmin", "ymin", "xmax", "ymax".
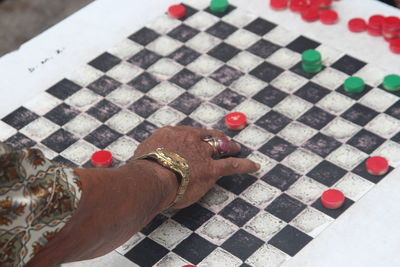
[{"xmin": 0, "ymin": 142, "xmax": 82, "ymax": 267}]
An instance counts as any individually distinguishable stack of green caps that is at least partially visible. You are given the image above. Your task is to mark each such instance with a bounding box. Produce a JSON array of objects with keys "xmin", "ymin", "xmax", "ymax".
[
  {"xmin": 302, "ymin": 49, "xmax": 322, "ymax": 74},
  {"xmin": 344, "ymin": 76, "xmax": 365, "ymax": 93},
  {"xmin": 210, "ymin": 0, "xmax": 229, "ymax": 13},
  {"xmin": 383, "ymin": 74, "xmax": 400, "ymax": 91}
]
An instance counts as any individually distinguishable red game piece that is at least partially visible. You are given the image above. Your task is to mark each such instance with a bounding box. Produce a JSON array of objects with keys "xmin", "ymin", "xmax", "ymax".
[
  {"xmin": 225, "ymin": 112, "xmax": 247, "ymax": 130},
  {"xmin": 320, "ymin": 9, "xmax": 338, "ymax": 25},
  {"xmin": 366, "ymin": 156, "xmax": 389, "ymax": 175},
  {"xmin": 321, "ymin": 189, "xmax": 345, "ymax": 209},
  {"xmin": 348, "ymin": 18, "xmax": 367, "ymax": 33},
  {"xmin": 270, "ymin": 0, "xmax": 288, "ymax": 10},
  {"xmin": 168, "ymin": 4, "xmax": 186, "ymax": 19},
  {"xmin": 182, "ymin": 266, "xmax": 196, "ymax": 267},
  {"xmin": 290, "ymin": 0, "xmax": 309, "ymax": 12},
  {"xmin": 382, "ymin": 16, "xmax": 400, "ymax": 40},
  {"xmin": 368, "ymin": 15, "xmax": 385, "ymax": 36},
  {"xmin": 301, "ymin": 6, "xmax": 320, "ymax": 22},
  {"xmin": 390, "ymin": 38, "xmax": 400, "ymax": 54},
  {"xmin": 91, "ymin": 150, "xmax": 113, "ymax": 168}
]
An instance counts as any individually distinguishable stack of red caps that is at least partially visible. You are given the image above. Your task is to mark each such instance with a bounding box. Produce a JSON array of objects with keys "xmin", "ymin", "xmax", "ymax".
[
  {"xmin": 367, "ymin": 15, "xmax": 385, "ymax": 36},
  {"xmin": 382, "ymin": 16, "xmax": 400, "ymax": 41}
]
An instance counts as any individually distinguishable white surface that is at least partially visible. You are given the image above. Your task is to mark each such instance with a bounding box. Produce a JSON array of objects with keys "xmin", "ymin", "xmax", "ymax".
[{"xmin": 0, "ymin": 0, "xmax": 400, "ymax": 266}]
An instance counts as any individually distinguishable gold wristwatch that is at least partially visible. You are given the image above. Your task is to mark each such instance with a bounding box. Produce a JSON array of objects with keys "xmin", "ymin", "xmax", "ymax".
[{"xmin": 135, "ymin": 148, "xmax": 190, "ymax": 210}]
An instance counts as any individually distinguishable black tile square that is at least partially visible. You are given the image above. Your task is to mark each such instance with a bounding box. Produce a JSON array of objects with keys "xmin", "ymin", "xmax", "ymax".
[
  {"xmin": 204, "ymin": 4, "xmax": 236, "ymax": 18},
  {"xmin": 268, "ymin": 225, "xmax": 312, "ymax": 257},
  {"xmin": 125, "ymin": 238, "xmax": 169, "ymax": 267},
  {"xmin": 86, "ymin": 99, "xmax": 121, "ymax": 122},
  {"xmin": 255, "ymin": 110, "xmax": 292, "ymax": 134},
  {"xmin": 352, "ymin": 159, "xmax": 393, "ymax": 184},
  {"xmin": 385, "ymin": 100, "xmax": 400, "ymax": 120},
  {"xmin": 5, "ymin": 133, "xmax": 36, "ymax": 150},
  {"xmin": 127, "ymin": 72, "xmax": 160, "ymax": 93},
  {"xmin": 297, "ymin": 106, "xmax": 335, "ymax": 130},
  {"xmin": 169, "ymin": 46, "xmax": 201, "ymax": 66},
  {"xmin": 380, "ymin": 84, "xmax": 400, "ymax": 97},
  {"xmin": 170, "ymin": 68, "xmax": 202, "ymax": 89},
  {"xmin": 172, "ymin": 203, "xmax": 215, "ymax": 230},
  {"xmin": 206, "ymin": 21, "xmax": 238, "ymax": 39},
  {"xmin": 217, "ymin": 174, "xmax": 257, "ymax": 195},
  {"xmin": 247, "ymin": 39, "xmax": 280, "ymax": 59},
  {"xmin": 44, "ymin": 103, "xmax": 80, "ymax": 126},
  {"xmin": 167, "ymin": 23, "xmax": 200, "ymax": 42},
  {"xmin": 290, "ymin": 62, "xmax": 325, "ymax": 79},
  {"xmin": 211, "ymin": 89, "xmax": 246, "ymax": 110},
  {"xmin": 259, "ymin": 136, "xmax": 297, "ymax": 161},
  {"xmin": 87, "ymin": 75, "xmax": 122, "ymax": 97},
  {"xmin": 307, "ymin": 160, "xmax": 347, "ymax": 186},
  {"xmin": 392, "ymin": 132, "xmax": 400, "ymax": 144},
  {"xmin": 236, "ymin": 143, "xmax": 253, "ymax": 158},
  {"xmin": 140, "ymin": 214, "xmax": 168, "ymax": 235},
  {"xmin": 128, "ymin": 27, "xmax": 160, "ymax": 46},
  {"xmin": 128, "ymin": 96, "xmax": 162, "ymax": 118},
  {"xmin": 294, "ymin": 82, "xmax": 330, "ymax": 103},
  {"xmin": 177, "ymin": 117, "xmax": 204, "ymax": 128},
  {"xmin": 303, "ymin": 133, "xmax": 341, "ymax": 158},
  {"xmin": 42, "ymin": 129, "xmax": 78, "ymax": 153},
  {"xmin": 46, "ymin": 79, "xmax": 82, "ymax": 100},
  {"xmin": 52, "ymin": 155, "xmax": 77, "ymax": 168},
  {"xmin": 173, "ymin": 233, "xmax": 217, "ymax": 264},
  {"xmin": 347, "ymin": 129, "xmax": 385, "ymax": 154},
  {"xmin": 169, "ymin": 92, "xmax": 201, "ymax": 115},
  {"xmin": 244, "ymin": 18, "xmax": 276, "ymax": 36},
  {"xmin": 207, "ymin": 42, "xmax": 241, "ymax": 62},
  {"xmin": 266, "ymin": 194, "xmax": 306, "ymax": 222},
  {"xmin": 336, "ymin": 83, "xmax": 373, "ymax": 100},
  {"xmin": 341, "ymin": 103, "xmax": 379, "ymax": 126},
  {"xmin": 84, "ymin": 125, "xmax": 122, "ymax": 149},
  {"xmin": 331, "ymin": 55, "xmax": 366, "ymax": 75},
  {"xmin": 250, "ymin": 62, "xmax": 284, "ymax": 83},
  {"xmin": 128, "ymin": 49, "xmax": 162, "ymax": 69},
  {"xmin": 262, "ymin": 164, "xmax": 301, "ymax": 191},
  {"xmin": 219, "ymin": 198, "xmax": 260, "ymax": 227},
  {"xmin": 210, "ymin": 65, "xmax": 243, "ymax": 86},
  {"xmin": 240, "ymin": 264, "xmax": 252, "ymax": 267},
  {"xmin": 88, "ymin": 52, "xmax": 121, "ymax": 72},
  {"xmin": 221, "ymin": 229, "xmax": 264, "ymax": 261},
  {"xmin": 2, "ymin": 107, "xmax": 39, "ymax": 130},
  {"xmin": 311, "ymin": 197, "xmax": 354, "ymax": 219},
  {"xmin": 286, "ymin": 36, "xmax": 321, "ymax": 53},
  {"xmin": 253, "ymin": 86, "xmax": 288, "ymax": 108},
  {"xmin": 178, "ymin": 3, "xmax": 198, "ymax": 20},
  {"xmin": 127, "ymin": 120, "xmax": 158, "ymax": 142}
]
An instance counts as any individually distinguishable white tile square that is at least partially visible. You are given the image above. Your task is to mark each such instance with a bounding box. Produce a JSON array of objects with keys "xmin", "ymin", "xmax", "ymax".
[
  {"xmin": 228, "ymin": 51, "xmax": 263, "ymax": 73},
  {"xmin": 264, "ymin": 26, "xmax": 299, "ymax": 46},
  {"xmin": 187, "ymin": 55, "xmax": 223, "ymax": 76},
  {"xmin": 186, "ymin": 32, "xmax": 221, "ymax": 53},
  {"xmin": 270, "ymin": 71, "xmax": 308, "ymax": 94},
  {"xmin": 312, "ymin": 67, "xmax": 349, "ymax": 90},
  {"xmin": 233, "ymin": 99, "xmax": 269, "ymax": 121},
  {"xmin": 191, "ymin": 103, "xmax": 225, "ymax": 124},
  {"xmin": 317, "ymin": 92, "xmax": 355, "ymax": 115},
  {"xmin": 147, "ymin": 36, "xmax": 181, "ymax": 56},
  {"xmin": 245, "ymin": 211, "xmax": 286, "ymax": 241},
  {"xmin": 327, "ymin": 144, "xmax": 367, "ymax": 170},
  {"xmin": 107, "ymin": 39, "xmax": 142, "ymax": 60},
  {"xmin": 148, "ymin": 58, "xmax": 182, "ymax": 78},
  {"xmin": 247, "ymin": 152, "xmax": 276, "ymax": 177},
  {"xmin": 199, "ymin": 186, "xmax": 235, "ymax": 213},
  {"xmin": 316, "ymin": 45, "xmax": 343, "ymax": 66},
  {"xmin": 63, "ymin": 113, "xmax": 101, "ymax": 137},
  {"xmin": 197, "ymin": 216, "xmax": 238, "ymax": 245},
  {"xmin": 33, "ymin": 144, "xmax": 58, "ymax": 160},
  {"xmin": 0, "ymin": 121, "xmax": 17, "ymax": 141},
  {"xmin": 366, "ymin": 113, "xmax": 400, "ymax": 138},
  {"xmin": 290, "ymin": 208, "xmax": 333, "ymax": 238},
  {"xmin": 185, "ymin": 11, "xmax": 219, "ymax": 31},
  {"xmin": 106, "ymin": 85, "xmax": 143, "ymax": 106},
  {"xmin": 359, "ymin": 88, "xmax": 398, "ymax": 112},
  {"xmin": 146, "ymin": 14, "xmax": 181, "ymax": 34},
  {"xmin": 148, "ymin": 107, "xmax": 183, "ymax": 127},
  {"xmin": 116, "ymin": 232, "xmax": 145, "ymax": 255},
  {"xmin": 283, "ymin": 148, "xmax": 321, "ymax": 174},
  {"xmin": 184, "ymin": 0, "xmax": 209, "ymax": 9},
  {"xmin": 68, "ymin": 65, "xmax": 103, "ymax": 87},
  {"xmin": 266, "ymin": 48, "xmax": 301, "ymax": 69},
  {"xmin": 245, "ymin": 244, "xmax": 289, "ymax": 267},
  {"xmin": 279, "ymin": 122, "xmax": 317, "ymax": 146},
  {"xmin": 106, "ymin": 110, "xmax": 143, "ymax": 134},
  {"xmin": 287, "ymin": 176, "xmax": 327, "ymax": 204},
  {"xmin": 225, "ymin": 29, "xmax": 260, "ymax": 49},
  {"xmin": 322, "ymin": 117, "xmax": 361, "ymax": 141},
  {"xmin": 106, "ymin": 136, "xmax": 138, "ymax": 161},
  {"xmin": 149, "ymin": 220, "xmax": 192, "ymax": 250},
  {"xmin": 20, "ymin": 117, "xmax": 59, "ymax": 140},
  {"xmin": 230, "ymin": 75, "xmax": 266, "ymax": 97},
  {"xmin": 234, "ymin": 125, "xmax": 273, "ymax": 149},
  {"xmin": 274, "ymin": 95, "xmax": 312, "ymax": 120},
  {"xmin": 354, "ymin": 64, "xmax": 388, "ymax": 87},
  {"xmin": 333, "ymin": 173, "xmax": 374, "ymax": 201},
  {"xmin": 106, "ymin": 62, "xmax": 142, "ymax": 83},
  {"xmin": 372, "ymin": 140, "xmax": 400, "ymax": 166},
  {"xmin": 241, "ymin": 181, "xmax": 280, "ymax": 209},
  {"xmin": 65, "ymin": 88, "xmax": 102, "ymax": 110},
  {"xmin": 222, "ymin": 8, "xmax": 257, "ymax": 27},
  {"xmin": 189, "ymin": 78, "xmax": 225, "ymax": 99},
  {"xmin": 60, "ymin": 140, "xmax": 97, "ymax": 165},
  {"xmin": 198, "ymin": 247, "xmax": 242, "ymax": 267},
  {"xmin": 23, "ymin": 93, "xmax": 62, "ymax": 116},
  {"xmin": 147, "ymin": 82, "xmax": 184, "ymax": 103},
  {"xmin": 155, "ymin": 253, "xmax": 190, "ymax": 267}
]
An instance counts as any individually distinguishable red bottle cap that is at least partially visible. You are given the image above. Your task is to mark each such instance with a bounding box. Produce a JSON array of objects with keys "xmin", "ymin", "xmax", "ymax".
[
  {"xmin": 91, "ymin": 150, "xmax": 113, "ymax": 167},
  {"xmin": 321, "ymin": 189, "xmax": 345, "ymax": 209},
  {"xmin": 301, "ymin": 6, "xmax": 320, "ymax": 22},
  {"xmin": 383, "ymin": 16, "xmax": 400, "ymax": 31},
  {"xmin": 225, "ymin": 112, "xmax": 247, "ymax": 130},
  {"xmin": 348, "ymin": 18, "xmax": 367, "ymax": 33},
  {"xmin": 390, "ymin": 38, "xmax": 400, "ymax": 54},
  {"xmin": 368, "ymin": 15, "xmax": 385, "ymax": 29},
  {"xmin": 366, "ymin": 156, "xmax": 389, "ymax": 175},
  {"xmin": 168, "ymin": 4, "xmax": 186, "ymax": 19},
  {"xmin": 270, "ymin": 0, "xmax": 288, "ymax": 10},
  {"xmin": 320, "ymin": 9, "xmax": 338, "ymax": 25}
]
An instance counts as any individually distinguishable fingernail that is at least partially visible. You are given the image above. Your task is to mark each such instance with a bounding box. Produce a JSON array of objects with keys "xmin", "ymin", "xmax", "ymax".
[{"xmin": 256, "ymin": 163, "xmax": 261, "ymax": 169}]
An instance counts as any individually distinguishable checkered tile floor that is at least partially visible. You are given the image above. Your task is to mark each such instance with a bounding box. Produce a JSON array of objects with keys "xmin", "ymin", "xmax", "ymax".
[{"xmin": 1, "ymin": 0, "xmax": 400, "ymax": 266}]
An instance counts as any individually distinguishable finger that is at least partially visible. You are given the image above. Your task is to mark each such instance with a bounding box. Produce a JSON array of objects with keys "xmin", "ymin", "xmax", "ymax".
[
  {"xmin": 199, "ymin": 129, "xmax": 242, "ymax": 156},
  {"xmin": 212, "ymin": 157, "xmax": 261, "ymax": 177}
]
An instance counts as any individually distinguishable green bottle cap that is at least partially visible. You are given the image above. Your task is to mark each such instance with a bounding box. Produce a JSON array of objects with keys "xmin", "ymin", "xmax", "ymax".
[
  {"xmin": 302, "ymin": 49, "xmax": 322, "ymax": 65},
  {"xmin": 210, "ymin": 0, "xmax": 229, "ymax": 13},
  {"xmin": 344, "ymin": 76, "xmax": 365, "ymax": 93},
  {"xmin": 301, "ymin": 62, "xmax": 322, "ymax": 73},
  {"xmin": 383, "ymin": 74, "xmax": 400, "ymax": 91}
]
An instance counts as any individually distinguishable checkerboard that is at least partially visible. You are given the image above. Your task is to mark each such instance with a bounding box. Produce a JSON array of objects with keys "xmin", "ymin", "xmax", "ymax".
[{"xmin": 1, "ymin": 0, "xmax": 400, "ymax": 266}]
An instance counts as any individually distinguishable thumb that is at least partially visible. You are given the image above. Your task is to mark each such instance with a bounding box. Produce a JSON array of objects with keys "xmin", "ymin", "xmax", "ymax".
[{"xmin": 212, "ymin": 157, "xmax": 260, "ymax": 177}]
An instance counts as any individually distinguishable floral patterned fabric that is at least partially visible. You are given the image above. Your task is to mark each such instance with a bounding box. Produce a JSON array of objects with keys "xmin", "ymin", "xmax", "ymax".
[{"xmin": 0, "ymin": 142, "xmax": 82, "ymax": 267}]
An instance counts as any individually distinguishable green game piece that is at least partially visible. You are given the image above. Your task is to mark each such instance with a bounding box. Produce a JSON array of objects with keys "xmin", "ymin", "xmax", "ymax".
[
  {"xmin": 383, "ymin": 74, "xmax": 400, "ymax": 91},
  {"xmin": 344, "ymin": 76, "xmax": 365, "ymax": 93},
  {"xmin": 210, "ymin": 0, "xmax": 229, "ymax": 13},
  {"xmin": 302, "ymin": 62, "xmax": 322, "ymax": 73},
  {"xmin": 302, "ymin": 49, "xmax": 322, "ymax": 66}
]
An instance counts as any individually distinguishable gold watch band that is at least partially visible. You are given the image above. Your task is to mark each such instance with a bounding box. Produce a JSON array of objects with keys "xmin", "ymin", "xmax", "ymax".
[{"xmin": 135, "ymin": 148, "xmax": 190, "ymax": 210}]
